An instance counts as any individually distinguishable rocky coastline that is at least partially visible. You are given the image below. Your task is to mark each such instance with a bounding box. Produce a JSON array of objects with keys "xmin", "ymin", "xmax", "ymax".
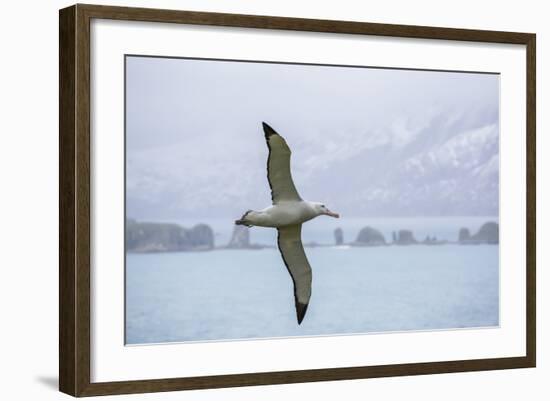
[{"xmin": 126, "ymin": 218, "xmax": 499, "ymax": 253}]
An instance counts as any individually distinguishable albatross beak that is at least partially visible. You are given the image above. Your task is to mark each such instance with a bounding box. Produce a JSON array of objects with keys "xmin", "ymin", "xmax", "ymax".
[{"xmin": 325, "ymin": 210, "xmax": 340, "ymax": 218}]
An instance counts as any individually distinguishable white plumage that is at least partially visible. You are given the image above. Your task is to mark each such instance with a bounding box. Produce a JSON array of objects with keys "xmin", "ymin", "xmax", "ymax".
[{"xmin": 236, "ymin": 122, "xmax": 339, "ymax": 324}]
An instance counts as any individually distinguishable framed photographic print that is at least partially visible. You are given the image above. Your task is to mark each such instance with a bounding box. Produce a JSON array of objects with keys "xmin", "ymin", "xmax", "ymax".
[{"xmin": 59, "ymin": 4, "xmax": 536, "ymax": 397}]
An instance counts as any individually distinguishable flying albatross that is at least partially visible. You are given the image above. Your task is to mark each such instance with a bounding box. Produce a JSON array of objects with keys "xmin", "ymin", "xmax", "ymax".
[{"xmin": 236, "ymin": 122, "xmax": 340, "ymax": 324}]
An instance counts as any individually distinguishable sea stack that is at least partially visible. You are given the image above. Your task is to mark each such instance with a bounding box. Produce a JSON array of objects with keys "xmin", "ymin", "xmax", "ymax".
[
  {"xmin": 396, "ymin": 230, "xmax": 417, "ymax": 245},
  {"xmin": 125, "ymin": 219, "xmax": 215, "ymax": 252},
  {"xmin": 458, "ymin": 227, "xmax": 471, "ymax": 242},
  {"xmin": 458, "ymin": 222, "xmax": 498, "ymax": 244},
  {"xmin": 189, "ymin": 224, "xmax": 215, "ymax": 250},
  {"xmin": 227, "ymin": 225, "xmax": 251, "ymax": 249},
  {"xmin": 334, "ymin": 227, "xmax": 344, "ymax": 246},
  {"xmin": 353, "ymin": 226, "xmax": 386, "ymax": 246}
]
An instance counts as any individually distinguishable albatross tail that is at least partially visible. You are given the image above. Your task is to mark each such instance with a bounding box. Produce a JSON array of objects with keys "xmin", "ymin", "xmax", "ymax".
[{"xmin": 235, "ymin": 210, "xmax": 253, "ymax": 227}]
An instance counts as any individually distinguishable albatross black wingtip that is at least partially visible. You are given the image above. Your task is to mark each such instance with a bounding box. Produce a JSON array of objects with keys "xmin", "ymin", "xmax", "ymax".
[
  {"xmin": 296, "ymin": 302, "xmax": 309, "ymax": 325},
  {"xmin": 262, "ymin": 121, "xmax": 277, "ymax": 138}
]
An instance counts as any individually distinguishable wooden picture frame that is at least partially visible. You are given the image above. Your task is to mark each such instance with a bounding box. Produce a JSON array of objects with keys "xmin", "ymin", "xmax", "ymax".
[{"xmin": 59, "ymin": 3, "xmax": 536, "ymax": 397}]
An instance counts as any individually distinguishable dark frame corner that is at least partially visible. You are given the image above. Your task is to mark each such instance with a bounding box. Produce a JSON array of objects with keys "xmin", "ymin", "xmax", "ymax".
[{"xmin": 59, "ymin": 3, "xmax": 536, "ymax": 397}]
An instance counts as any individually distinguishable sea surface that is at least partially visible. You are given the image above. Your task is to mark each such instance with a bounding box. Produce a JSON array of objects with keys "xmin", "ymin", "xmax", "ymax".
[{"xmin": 125, "ymin": 217, "xmax": 499, "ymax": 344}]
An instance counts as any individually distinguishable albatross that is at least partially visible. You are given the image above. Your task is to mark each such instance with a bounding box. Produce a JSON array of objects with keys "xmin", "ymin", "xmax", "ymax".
[{"xmin": 235, "ymin": 122, "xmax": 339, "ymax": 324}]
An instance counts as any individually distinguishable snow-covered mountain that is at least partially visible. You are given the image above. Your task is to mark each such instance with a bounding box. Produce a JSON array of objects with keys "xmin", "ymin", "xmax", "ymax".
[
  {"xmin": 127, "ymin": 112, "xmax": 498, "ymax": 219},
  {"xmin": 125, "ymin": 56, "xmax": 499, "ymax": 220}
]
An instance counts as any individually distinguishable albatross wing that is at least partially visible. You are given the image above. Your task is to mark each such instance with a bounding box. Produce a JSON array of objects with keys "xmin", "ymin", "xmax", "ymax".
[
  {"xmin": 277, "ymin": 224, "xmax": 312, "ymax": 324},
  {"xmin": 263, "ymin": 122, "xmax": 302, "ymax": 204}
]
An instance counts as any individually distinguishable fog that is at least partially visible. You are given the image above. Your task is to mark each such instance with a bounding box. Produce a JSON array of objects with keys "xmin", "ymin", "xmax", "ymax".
[{"xmin": 126, "ymin": 56, "xmax": 499, "ymax": 220}]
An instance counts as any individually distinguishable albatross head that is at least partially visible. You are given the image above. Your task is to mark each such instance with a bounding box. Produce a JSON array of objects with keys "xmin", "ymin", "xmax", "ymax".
[{"xmin": 311, "ymin": 202, "xmax": 340, "ymax": 218}]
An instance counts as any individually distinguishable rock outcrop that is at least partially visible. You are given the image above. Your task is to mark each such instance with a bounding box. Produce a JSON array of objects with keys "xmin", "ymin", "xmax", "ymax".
[
  {"xmin": 422, "ymin": 235, "xmax": 446, "ymax": 245},
  {"xmin": 460, "ymin": 221, "xmax": 498, "ymax": 244},
  {"xmin": 353, "ymin": 226, "xmax": 386, "ymax": 246},
  {"xmin": 395, "ymin": 229, "xmax": 417, "ymax": 245},
  {"xmin": 458, "ymin": 227, "xmax": 471, "ymax": 242},
  {"xmin": 126, "ymin": 219, "xmax": 214, "ymax": 252},
  {"xmin": 472, "ymin": 222, "xmax": 499, "ymax": 243},
  {"xmin": 226, "ymin": 225, "xmax": 265, "ymax": 249},
  {"xmin": 334, "ymin": 228, "xmax": 344, "ymax": 246},
  {"xmin": 227, "ymin": 225, "xmax": 251, "ymax": 249},
  {"xmin": 189, "ymin": 224, "xmax": 215, "ymax": 249}
]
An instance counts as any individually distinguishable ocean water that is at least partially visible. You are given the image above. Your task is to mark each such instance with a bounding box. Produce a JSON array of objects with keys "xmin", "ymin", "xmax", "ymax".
[{"xmin": 126, "ymin": 217, "xmax": 499, "ymax": 345}]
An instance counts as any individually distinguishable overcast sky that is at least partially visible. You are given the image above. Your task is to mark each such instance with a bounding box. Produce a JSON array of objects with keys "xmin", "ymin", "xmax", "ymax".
[{"xmin": 126, "ymin": 56, "xmax": 499, "ymax": 220}]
